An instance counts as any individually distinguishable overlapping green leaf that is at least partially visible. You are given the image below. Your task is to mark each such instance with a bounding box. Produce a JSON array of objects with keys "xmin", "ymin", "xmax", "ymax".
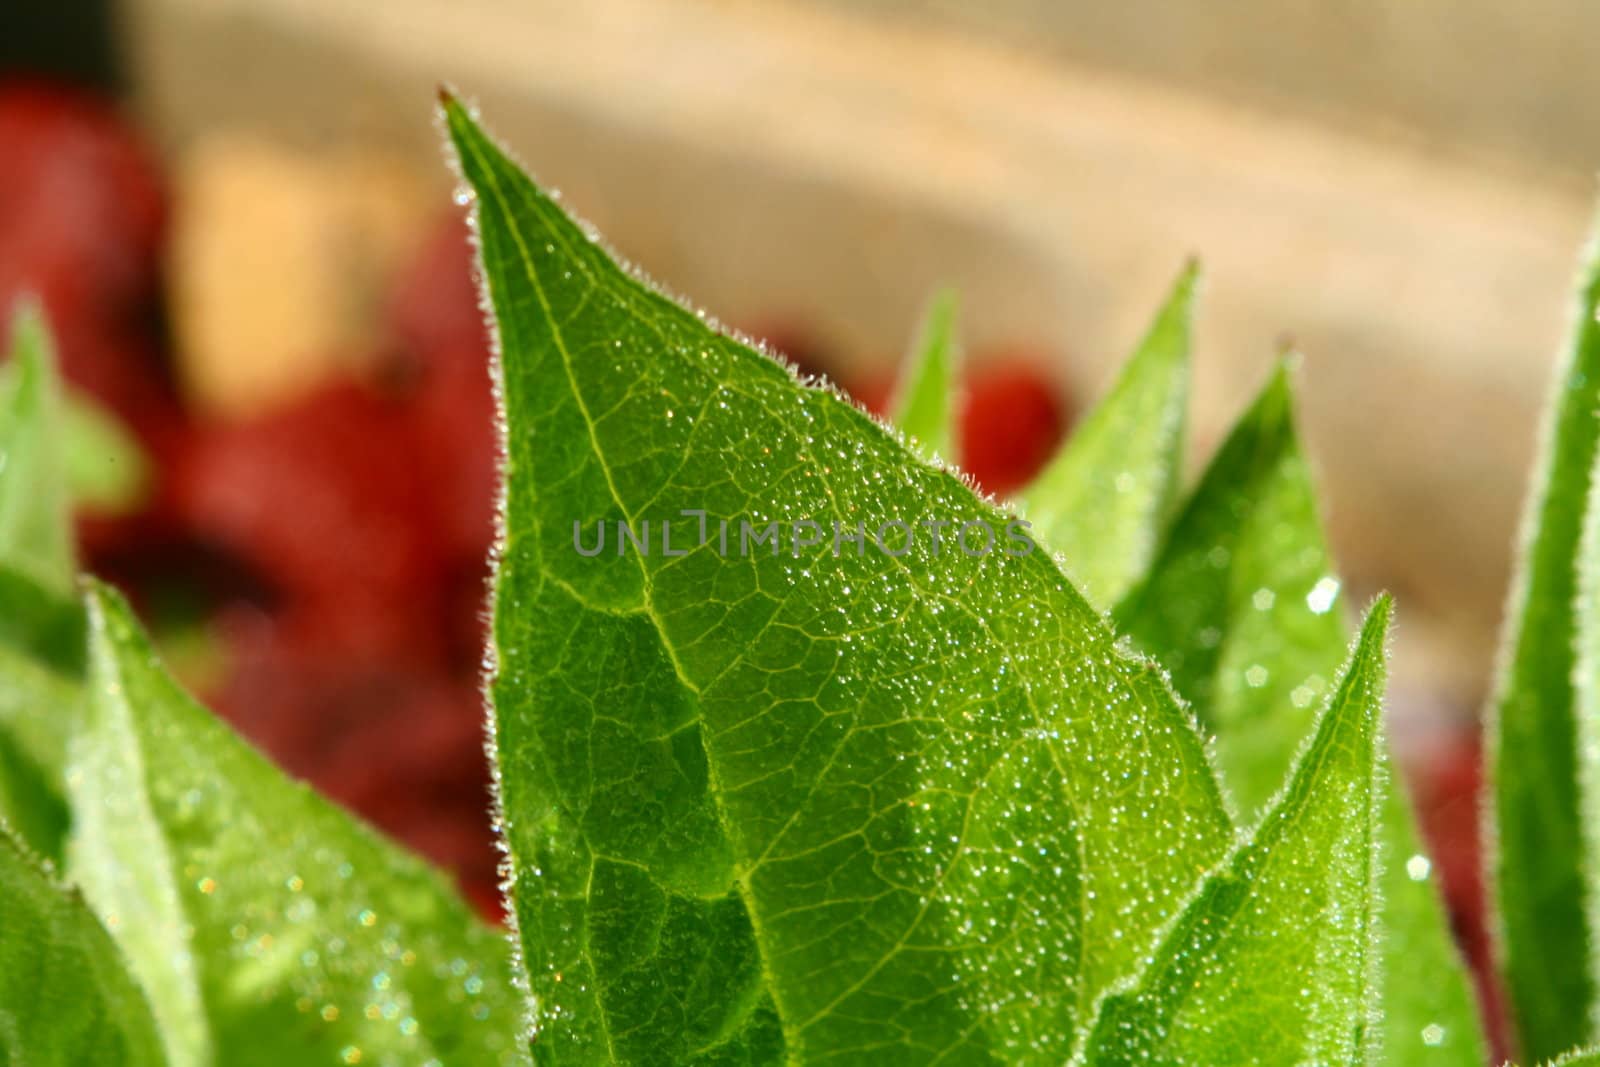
[
  {"xmin": 1082, "ymin": 598, "xmax": 1391, "ymax": 1065},
  {"xmin": 0, "ymin": 564, "xmax": 78, "ymax": 862},
  {"xmin": 888, "ymin": 288, "xmax": 958, "ymax": 460},
  {"xmin": 1574, "ymin": 443, "xmax": 1600, "ymax": 1042},
  {"xmin": 0, "ymin": 826, "xmax": 166, "ymax": 1066},
  {"xmin": 1488, "ymin": 218, "xmax": 1600, "ymax": 1059},
  {"xmin": 66, "ymin": 583, "xmax": 523, "ymax": 1067},
  {"xmin": 60, "ymin": 389, "xmax": 151, "ymax": 516},
  {"xmin": 0, "ymin": 301, "xmax": 74, "ymax": 597},
  {"xmin": 1115, "ymin": 362, "xmax": 1338, "ymax": 810},
  {"xmin": 1114, "ymin": 364, "xmax": 1482, "ymax": 1063},
  {"xmin": 448, "ymin": 96, "xmax": 1232, "ymax": 1064},
  {"xmin": 1017, "ymin": 263, "xmax": 1194, "ymax": 608},
  {"xmin": 0, "ymin": 307, "xmax": 84, "ymax": 862}
]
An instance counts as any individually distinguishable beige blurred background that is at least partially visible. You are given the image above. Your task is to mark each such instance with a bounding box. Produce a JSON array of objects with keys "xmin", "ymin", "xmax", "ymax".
[{"xmin": 118, "ymin": 0, "xmax": 1600, "ymax": 721}]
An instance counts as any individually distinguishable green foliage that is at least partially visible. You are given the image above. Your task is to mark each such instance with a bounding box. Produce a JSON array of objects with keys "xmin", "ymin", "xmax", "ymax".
[
  {"xmin": 0, "ymin": 306, "xmax": 84, "ymax": 864},
  {"xmin": 1488, "ymin": 222, "xmax": 1600, "ymax": 1059},
  {"xmin": 888, "ymin": 288, "xmax": 958, "ymax": 460},
  {"xmin": 68, "ymin": 582, "xmax": 523, "ymax": 1067},
  {"xmin": 1115, "ymin": 361, "xmax": 1482, "ymax": 1064},
  {"xmin": 8, "ymin": 94, "xmax": 1600, "ymax": 1066},
  {"xmin": 1017, "ymin": 263, "xmax": 1193, "ymax": 608},
  {"xmin": 1116, "ymin": 360, "xmax": 1339, "ymax": 812},
  {"xmin": 449, "ymin": 97, "xmax": 1231, "ymax": 1063},
  {"xmin": 0, "ymin": 301, "xmax": 74, "ymax": 596},
  {"xmin": 0, "ymin": 826, "xmax": 166, "ymax": 1066},
  {"xmin": 1542, "ymin": 1048, "xmax": 1600, "ymax": 1067},
  {"xmin": 1084, "ymin": 598, "xmax": 1390, "ymax": 1064}
]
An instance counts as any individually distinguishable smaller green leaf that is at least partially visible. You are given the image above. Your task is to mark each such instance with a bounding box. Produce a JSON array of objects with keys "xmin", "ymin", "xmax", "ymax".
[
  {"xmin": 67, "ymin": 582, "xmax": 525, "ymax": 1067},
  {"xmin": 1082, "ymin": 596, "xmax": 1392, "ymax": 1066},
  {"xmin": 1114, "ymin": 361, "xmax": 1482, "ymax": 1064},
  {"xmin": 888, "ymin": 287, "xmax": 958, "ymax": 459},
  {"xmin": 1114, "ymin": 359, "xmax": 1335, "ymax": 814},
  {"xmin": 1574, "ymin": 440, "xmax": 1600, "ymax": 1034},
  {"xmin": 0, "ymin": 300, "xmax": 74, "ymax": 596},
  {"xmin": 0, "ymin": 824, "xmax": 166, "ymax": 1066},
  {"xmin": 1018, "ymin": 262, "xmax": 1195, "ymax": 607},
  {"xmin": 0, "ymin": 564, "xmax": 83, "ymax": 863},
  {"xmin": 1489, "ymin": 216, "xmax": 1600, "ymax": 1060}
]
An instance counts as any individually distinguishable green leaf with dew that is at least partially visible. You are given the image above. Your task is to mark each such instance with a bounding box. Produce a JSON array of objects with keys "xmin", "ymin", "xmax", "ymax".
[
  {"xmin": 0, "ymin": 825, "xmax": 166, "ymax": 1066},
  {"xmin": 1082, "ymin": 598, "xmax": 1392, "ymax": 1065},
  {"xmin": 66, "ymin": 582, "xmax": 525, "ymax": 1067},
  {"xmin": 1016, "ymin": 263, "xmax": 1194, "ymax": 608},
  {"xmin": 0, "ymin": 300, "xmax": 74, "ymax": 597},
  {"xmin": 1487, "ymin": 217, "xmax": 1600, "ymax": 1060},
  {"xmin": 888, "ymin": 288, "xmax": 958, "ymax": 461},
  {"xmin": 446, "ymin": 94, "xmax": 1232, "ymax": 1065},
  {"xmin": 1114, "ymin": 363, "xmax": 1482, "ymax": 1064}
]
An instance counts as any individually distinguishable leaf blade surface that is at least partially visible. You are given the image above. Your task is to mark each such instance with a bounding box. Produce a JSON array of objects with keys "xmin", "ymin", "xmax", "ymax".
[
  {"xmin": 1082, "ymin": 598, "xmax": 1392, "ymax": 1065},
  {"xmin": 1114, "ymin": 366, "xmax": 1483, "ymax": 1063},
  {"xmin": 1488, "ymin": 220, "xmax": 1600, "ymax": 1058},
  {"xmin": 1017, "ymin": 264, "xmax": 1193, "ymax": 608},
  {"xmin": 447, "ymin": 98, "xmax": 1233, "ymax": 1065},
  {"xmin": 0, "ymin": 826, "xmax": 166, "ymax": 1066},
  {"xmin": 67, "ymin": 583, "xmax": 524, "ymax": 1067}
]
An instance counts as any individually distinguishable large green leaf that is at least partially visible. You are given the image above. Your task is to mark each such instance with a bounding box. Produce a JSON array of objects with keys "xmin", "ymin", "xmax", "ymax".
[
  {"xmin": 0, "ymin": 826, "xmax": 166, "ymax": 1066},
  {"xmin": 1114, "ymin": 365, "xmax": 1482, "ymax": 1063},
  {"xmin": 446, "ymin": 96, "xmax": 1232, "ymax": 1064},
  {"xmin": 1082, "ymin": 598, "xmax": 1392, "ymax": 1065},
  {"xmin": 887, "ymin": 288, "xmax": 957, "ymax": 461},
  {"xmin": 1016, "ymin": 263, "xmax": 1194, "ymax": 608},
  {"xmin": 0, "ymin": 301, "xmax": 74, "ymax": 597},
  {"xmin": 1487, "ymin": 219, "xmax": 1600, "ymax": 1059},
  {"xmin": 66, "ymin": 582, "xmax": 524, "ymax": 1067}
]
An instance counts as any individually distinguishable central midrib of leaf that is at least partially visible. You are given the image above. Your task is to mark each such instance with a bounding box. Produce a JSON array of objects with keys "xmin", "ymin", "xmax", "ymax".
[
  {"xmin": 453, "ymin": 100, "xmax": 1231, "ymax": 1065},
  {"xmin": 471, "ymin": 132, "xmax": 791, "ymax": 1056}
]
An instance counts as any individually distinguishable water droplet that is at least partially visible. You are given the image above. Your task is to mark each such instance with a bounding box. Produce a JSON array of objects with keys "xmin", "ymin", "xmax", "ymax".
[
  {"xmin": 1406, "ymin": 854, "xmax": 1432, "ymax": 882},
  {"xmin": 1306, "ymin": 576, "xmax": 1340, "ymax": 614},
  {"xmin": 1421, "ymin": 1023, "xmax": 1445, "ymax": 1046}
]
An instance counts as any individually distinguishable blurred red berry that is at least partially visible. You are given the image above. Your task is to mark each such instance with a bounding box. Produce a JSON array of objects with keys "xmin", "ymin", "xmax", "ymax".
[
  {"xmin": 0, "ymin": 80, "xmax": 165, "ymax": 302},
  {"xmin": 959, "ymin": 358, "xmax": 1068, "ymax": 497},
  {"xmin": 173, "ymin": 382, "xmax": 446, "ymax": 645},
  {"xmin": 0, "ymin": 79, "xmax": 183, "ymax": 463}
]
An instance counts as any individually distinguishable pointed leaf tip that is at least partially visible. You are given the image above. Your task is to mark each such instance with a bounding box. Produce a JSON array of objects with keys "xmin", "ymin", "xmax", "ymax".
[
  {"xmin": 1489, "ymin": 212, "xmax": 1600, "ymax": 1058},
  {"xmin": 889, "ymin": 287, "xmax": 959, "ymax": 458},
  {"xmin": 1017, "ymin": 261, "xmax": 1196, "ymax": 606},
  {"xmin": 461, "ymin": 107, "xmax": 1233, "ymax": 1060},
  {"xmin": 1083, "ymin": 592, "xmax": 1392, "ymax": 1065},
  {"xmin": 0, "ymin": 302, "xmax": 74, "ymax": 594}
]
